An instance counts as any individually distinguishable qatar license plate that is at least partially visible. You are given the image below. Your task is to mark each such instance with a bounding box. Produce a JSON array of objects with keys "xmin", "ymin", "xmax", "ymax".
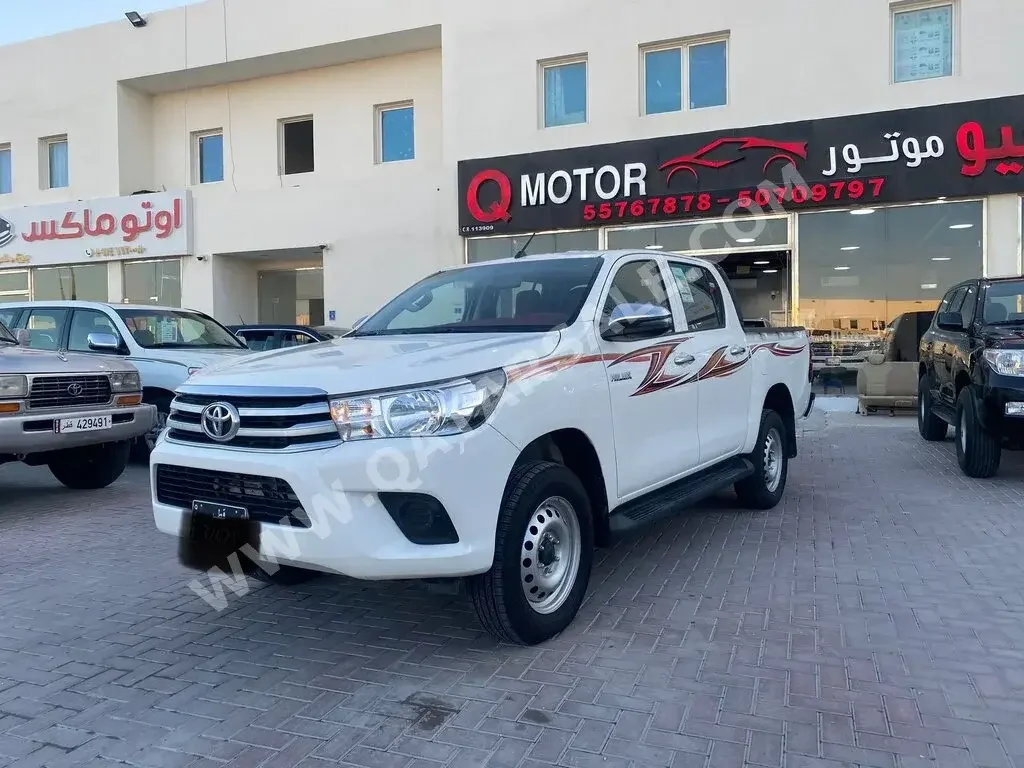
[
  {"xmin": 826, "ymin": 356, "xmax": 841, "ymax": 367},
  {"xmin": 54, "ymin": 414, "xmax": 113, "ymax": 433}
]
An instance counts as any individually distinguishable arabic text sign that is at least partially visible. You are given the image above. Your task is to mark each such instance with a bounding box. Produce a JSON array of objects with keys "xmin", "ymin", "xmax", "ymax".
[{"xmin": 0, "ymin": 191, "xmax": 191, "ymax": 269}]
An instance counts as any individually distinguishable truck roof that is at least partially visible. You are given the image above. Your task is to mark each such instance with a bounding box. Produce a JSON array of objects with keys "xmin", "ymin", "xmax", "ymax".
[
  {"xmin": 447, "ymin": 249, "xmax": 698, "ymax": 270},
  {"xmin": 0, "ymin": 300, "xmax": 204, "ymax": 313}
]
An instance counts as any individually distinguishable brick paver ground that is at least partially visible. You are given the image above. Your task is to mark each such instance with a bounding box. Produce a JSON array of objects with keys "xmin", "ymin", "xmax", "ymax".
[{"xmin": 2, "ymin": 411, "xmax": 1024, "ymax": 768}]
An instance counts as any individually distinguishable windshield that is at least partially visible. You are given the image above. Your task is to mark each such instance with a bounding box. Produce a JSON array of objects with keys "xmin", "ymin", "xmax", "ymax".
[
  {"xmin": 352, "ymin": 257, "xmax": 603, "ymax": 336},
  {"xmin": 0, "ymin": 320, "xmax": 15, "ymax": 344},
  {"xmin": 982, "ymin": 282, "xmax": 1024, "ymax": 325},
  {"xmin": 116, "ymin": 308, "xmax": 245, "ymax": 349}
]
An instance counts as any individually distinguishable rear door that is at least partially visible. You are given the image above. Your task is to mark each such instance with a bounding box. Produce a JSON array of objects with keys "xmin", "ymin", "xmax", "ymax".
[{"xmin": 667, "ymin": 260, "xmax": 753, "ymax": 463}]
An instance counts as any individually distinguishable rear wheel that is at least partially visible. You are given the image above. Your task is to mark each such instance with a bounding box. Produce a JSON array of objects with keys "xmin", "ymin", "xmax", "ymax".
[
  {"xmin": 468, "ymin": 461, "xmax": 594, "ymax": 645},
  {"xmin": 955, "ymin": 387, "xmax": 1001, "ymax": 478},
  {"xmin": 49, "ymin": 440, "xmax": 131, "ymax": 489},
  {"xmin": 734, "ymin": 409, "xmax": 788, "ymax": 510},
  {"xmin": 917, "ymin": 374, "xmax": 948, "ymax": 441}
]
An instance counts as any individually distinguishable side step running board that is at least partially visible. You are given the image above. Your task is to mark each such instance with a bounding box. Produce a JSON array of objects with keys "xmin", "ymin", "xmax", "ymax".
[{"xmin": 608, "ymin": 456, "xmax": 755, "ymax": 538}]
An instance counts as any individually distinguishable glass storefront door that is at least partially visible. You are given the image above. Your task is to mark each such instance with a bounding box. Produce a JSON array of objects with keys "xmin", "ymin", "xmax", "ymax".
[
  {"xmin": 257, "ymin": 267, "xmax": 324, "ymax": 325},
  {"xmin": 122, "ymin": 259, "xmax": 182, "ymax": 306},
  {"xmin": 0, "ymin": 270, "xmax": 29, "ymax": 304},
  {"xmin": 34, "ymin": 264, "xmax": 108, "ymax": 301}
]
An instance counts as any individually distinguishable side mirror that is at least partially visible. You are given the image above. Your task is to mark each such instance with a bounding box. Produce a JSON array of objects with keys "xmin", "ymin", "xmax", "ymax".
[
  {"xmin": 14, "ymin": 329, "xmax": 29, "ymax": 346},
  {"xmin": 936, "ymin": 312, "xmax": 964, "ymax": 331},
  {"xmin": 602, "ymin": 307, "xmax": 674, "ymax": 340},
  {"xmin": 87, "ymin": 332, "xmax": 122, "ymax": 352}
]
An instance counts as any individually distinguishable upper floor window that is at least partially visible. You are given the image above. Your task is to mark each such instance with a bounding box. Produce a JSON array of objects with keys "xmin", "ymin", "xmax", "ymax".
[
  {"xmin": 42, "ymin": 135, "xmax": 68, "ymax": 189},
  {"xmin": 892, "ymin": 2, "xmax": 953, "ymax": 83},
  {"xmin": 642, "ymin": 38, "xmax": 728, "ymax": 115},
  {"xmin": 278, "ymin": 116, "xmax": 314, "ymax": 175},
  {"xmin": 377, "ymin": 102, "xmax": 415, "ymax": 163},
  {"xmin": 192, "ymin": 130, "xmax": 224, "ymax": 184},
  {"xmin": 541, "ymin": 57, "xmax": 587, "ymax": 128},
  {"xmin": 0, "ymin": 144, "xmax": 10, "ymax": 194}
]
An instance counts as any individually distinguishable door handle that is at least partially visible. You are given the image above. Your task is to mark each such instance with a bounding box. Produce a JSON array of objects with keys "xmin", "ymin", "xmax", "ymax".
[
  {"xmin": 728, "ymin": 345, "xmax": 747, "ymax": 356},
  {"xmin": 673, "ymin": 353, "xmax": 695, "ymax": 365}
]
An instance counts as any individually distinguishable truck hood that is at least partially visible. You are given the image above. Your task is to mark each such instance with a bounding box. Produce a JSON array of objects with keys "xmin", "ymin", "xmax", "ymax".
[
  {"xmin": 0, "ymin": 344, "xmax": 139, "ymax": 374},
  {"xmin": 186, "ymin": 331, "xmax": 563, "ymax": 393},
  {"xmin": 132, "ymin": 347, "xmax": 252, "ymax": 371},
  {"xmin": 982, "ymin": 326, "xmax": 1024, "ymax": 348}
]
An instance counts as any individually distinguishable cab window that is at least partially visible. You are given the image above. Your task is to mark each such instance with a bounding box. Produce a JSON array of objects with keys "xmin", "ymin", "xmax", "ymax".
[
  {"xmin": 68, "ymin": 309, "xmax": 122, "ymax": 352},
  {"xmin": 24, "ymin": 308, "xmax": 68, "ymax": 350},
  {"xmin": 600, "ymin": 259, "xmax": 672, "ymax": 336},
  {"xmin": 668, "ymin": 262, "xmax": 726, "ymax": 332}
]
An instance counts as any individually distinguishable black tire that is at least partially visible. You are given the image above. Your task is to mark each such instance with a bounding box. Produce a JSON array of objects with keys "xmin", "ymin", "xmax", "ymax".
[
  {"xmin": 48, "ymin": 440, "xmax": 131, "ymax": 489},
  {"xmin": 955, "ymin": 387, "xmax": 1001, "ymax": 478},
  {"xmin": 917, "ymin": 374, "xmax": 948, "ymax": 441},
  {"xmin": 468, "ymin": 460, "xmax": 594, "ymax": 645},
  {"xmin": 734, "ymin": 409, "xmax": 788, "ymax": 510},
  {"xmin": 132, "ymin": 392, "xmax": 171, "ymax": 462}
]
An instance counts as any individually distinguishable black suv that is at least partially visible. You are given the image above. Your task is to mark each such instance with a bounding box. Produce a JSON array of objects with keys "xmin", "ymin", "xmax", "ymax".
[{"xmin": 918, "ymin": 277, "xmax": 1024, "ymax": 477}]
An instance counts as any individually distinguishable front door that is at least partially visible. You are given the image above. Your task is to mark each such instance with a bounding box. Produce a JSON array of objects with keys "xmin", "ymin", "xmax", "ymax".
[
  {"xmin": 668, "ymin": 260, "xmax": 753, "ymax": 464},
  {"xmin": 933, "ymin": 285, "xmax": 967, "ymax": 406},
  {"xmin": 598, "ymin": 256, "xmax": 702, "ymax": 499}
]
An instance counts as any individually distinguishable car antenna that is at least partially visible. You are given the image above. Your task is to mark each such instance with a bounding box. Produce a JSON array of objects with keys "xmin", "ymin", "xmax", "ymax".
[{"xmin": 512, "ymin": 233, "xmax": 536, "ymax": 259}]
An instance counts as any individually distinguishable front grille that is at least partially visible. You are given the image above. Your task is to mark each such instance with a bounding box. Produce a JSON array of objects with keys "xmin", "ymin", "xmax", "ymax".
[
  {"xmin": 166, "ymin": 392, "xmax": 339, "ymax": 452},
  {"xmin": 28, "ymin": 375, "xmax": 111, "ymax": 409},
  {"xmin": 811, "ymin": 341, "xmax": 873, "ymax": 358},
  {"xmin": 154, "ymin": 464, "xmax": 310, "ymax": 527}
]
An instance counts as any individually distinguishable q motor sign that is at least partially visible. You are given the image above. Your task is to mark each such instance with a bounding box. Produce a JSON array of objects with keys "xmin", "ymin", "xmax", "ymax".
[
  {"xmin": 457, "ymin": 93, "xmax": 1024, "ymax": 236},
  {"xmin": 0, "ymin": 191, "xmax": 192, "ymax": 269}
]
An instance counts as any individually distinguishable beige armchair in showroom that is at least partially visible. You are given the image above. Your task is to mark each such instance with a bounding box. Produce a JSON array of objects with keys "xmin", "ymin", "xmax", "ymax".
[{"xmin": 856, "ymin": 351, "xmax": 919, "ymax": 415}]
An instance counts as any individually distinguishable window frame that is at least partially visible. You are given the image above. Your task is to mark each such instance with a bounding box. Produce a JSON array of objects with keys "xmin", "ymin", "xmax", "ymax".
[
  {"xmin": 639, "ymin": 35, "xmax": 729, "ymax": 116},
  {"xmin": 67, "ymin": 308, "xmax": 126, "ymax": 354},
  {"xmin": 539, "ymin": 55, "xmax": 589, "ymax": 129},
  {"xmin": 667, "ymin": 259, "xmax": 727, "ymax": 333},
  {"xmin": 0, "ymin": 143, "xmax": 11, "ymax": 195},
  {"xmin": 191, "ymin": 129, "xmax": 225, "ymax": 185},
  {"xmin": 890, "ymin": 0, "xmax": 956, "ymax": 84},
  {"xmin": 277, "ymin": 115, "xmax": 315, "ymax": 176},
  {"xmin": 375, "ymin": 101, "xmax": 415, "ymax": 164},
  {"xmin": 598, "ymin": 257, "xmax": 674, "ymax": 341},
  {"xmin": 40, "ymin": 134, "xmax": 69, "ymax": 190}
]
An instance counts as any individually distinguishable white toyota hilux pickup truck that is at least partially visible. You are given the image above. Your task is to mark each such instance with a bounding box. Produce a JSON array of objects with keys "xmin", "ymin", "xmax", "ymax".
[{"xmin": 151, "ymin": 250, "xmax": 814, "ymax": 645}]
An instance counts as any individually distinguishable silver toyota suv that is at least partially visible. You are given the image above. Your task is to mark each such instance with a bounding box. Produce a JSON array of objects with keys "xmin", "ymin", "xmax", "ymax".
[{"xmin": 0, "ymin": 319, "xmax": 156, "ymax": 489}]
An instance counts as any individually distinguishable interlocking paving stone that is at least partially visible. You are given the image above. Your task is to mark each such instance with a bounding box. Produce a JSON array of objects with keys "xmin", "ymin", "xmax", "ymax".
[{"xmin": 2, "ymin": 410, "xmax": 1024, "ymax": 767}]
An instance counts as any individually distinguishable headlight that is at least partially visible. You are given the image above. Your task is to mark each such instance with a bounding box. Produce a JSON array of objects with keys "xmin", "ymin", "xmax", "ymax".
[
  {"xmin": 109, "ymin": 371, "xmax": 141, "ymax": 392},
  {"xmin": 984, "ymin": 349, "xmax": 1024, "ymax": 376},
  {"xmin": 329, "ymin": 370, "xmax": 506, "ymax": 441},
  {"xmin": 0, "ymin": 374, "xmax": 27, "ymax": 399}
]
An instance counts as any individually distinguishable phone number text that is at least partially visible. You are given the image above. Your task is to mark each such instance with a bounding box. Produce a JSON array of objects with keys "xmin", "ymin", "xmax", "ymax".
[{"xmin": 581, "ymin": 178, "xmax": 886, "ymax": 222}]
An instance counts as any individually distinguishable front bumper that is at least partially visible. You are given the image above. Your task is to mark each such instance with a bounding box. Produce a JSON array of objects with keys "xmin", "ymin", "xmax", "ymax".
[
  {"xmin": 0, "ymin": 402, "xmax": 156, "ymax": 454},
  {"xmin": 150, "ymin": 424, "xmax": 521, "ymax": 580}
]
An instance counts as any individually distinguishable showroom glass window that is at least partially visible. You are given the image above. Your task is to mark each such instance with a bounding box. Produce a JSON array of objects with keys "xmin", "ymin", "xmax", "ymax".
[
  {"xmin": 0, "ymin": 145, "xmax": 10, "ymax": 195},
  {"xmin": 467, "ymin": 230, "xmax": 599, "ymax": 263},
  {"xmin": 122, "ymin": 259, "xmax": 182, "ymax": 306},
  {"xmin": 378, "ymin": 104, "xmax": 415, "ymax": 163},
  {"xmin": 33, "ymin": 264, "xmax": 108, "ymax": 301},
  {"xmin": 0, "ymin": 270, "xmax": 28, "ymax": 304},
  {"xmin": 893, "ymin": 4, "xmax": 953, "ymax": 82},
  {"xmin": 542, "ymin": 59, "xmax": 587, "ymax": 127},
  {"xmin": 796, "ymin": 200, "xmax": 982, "ymax": 340}
]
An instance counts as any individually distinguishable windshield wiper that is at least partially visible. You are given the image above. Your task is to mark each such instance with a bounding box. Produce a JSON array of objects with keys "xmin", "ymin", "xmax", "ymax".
[{"xmin": 0, "ymin": 337, "xmax": 17, "ymax": 345}]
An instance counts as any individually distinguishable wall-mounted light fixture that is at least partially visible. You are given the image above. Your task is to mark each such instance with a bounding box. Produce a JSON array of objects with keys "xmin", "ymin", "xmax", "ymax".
[{"xmin": 125, "ymin": 11, "xmax": 147, "ymax": 28}]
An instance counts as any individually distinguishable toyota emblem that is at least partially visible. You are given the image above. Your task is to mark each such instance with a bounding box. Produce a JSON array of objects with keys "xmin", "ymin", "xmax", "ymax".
[
  {"xmin": 67, "ymin": 382, "xmax": 84, "ymax": 397},
  {"xmin": 200, "ymin": 402, "xmax": 241, "ymax": 442}
]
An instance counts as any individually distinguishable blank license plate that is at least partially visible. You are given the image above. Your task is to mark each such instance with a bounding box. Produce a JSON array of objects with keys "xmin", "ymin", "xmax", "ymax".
[
  {"xmin": 54, "ymin": 414, "xmax": 112, "ymax": 433},
  {"xmin": 192, "ymin": 499, "xmax": 249, "ymax": 520},
  {"xmin": 826, "ymin": 356, "xmax": 841, "ymax": 366}
]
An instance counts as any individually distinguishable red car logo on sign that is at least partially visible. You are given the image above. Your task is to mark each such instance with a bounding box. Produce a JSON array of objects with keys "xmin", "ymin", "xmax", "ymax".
[{"xmin": 658, "ymin": 137, "xmax": 809, "ymax": 184}]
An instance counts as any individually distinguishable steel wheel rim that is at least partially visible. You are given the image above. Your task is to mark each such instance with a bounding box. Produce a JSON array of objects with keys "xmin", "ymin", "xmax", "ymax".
[
  {"xmin": 146, "ymin": 410, "xmax": 168, "ymax": 451},
  {"xmin": 520, "ymin": 496, "xmax": 581, "ymax": 615},
  {"xmin": 960, "ymin": 412, "xmax": 967, "ymax": 452},
  {"xmin": 763, "ymin": 428, "xmax": 783, "ymax": 493}
]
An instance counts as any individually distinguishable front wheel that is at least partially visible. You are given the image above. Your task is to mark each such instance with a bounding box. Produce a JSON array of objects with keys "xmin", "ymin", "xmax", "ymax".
[
  {"xmin": 49, "ymin": 440, "xmax": 131, "ymax": 489},
  {"xmin": 468, "ymin": 461, "xmax": 594, "ymax": 645},
  {"xmin": 918, "ymin": 374, "xmax": 948, "ymax": 441},
  {"xmin": 955, "ymin": 387, "xmax": 1001, "ymax": 478},
  {"xmin": 734, "ymin": 409, "xmax": 788, "ymax": 510}
]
